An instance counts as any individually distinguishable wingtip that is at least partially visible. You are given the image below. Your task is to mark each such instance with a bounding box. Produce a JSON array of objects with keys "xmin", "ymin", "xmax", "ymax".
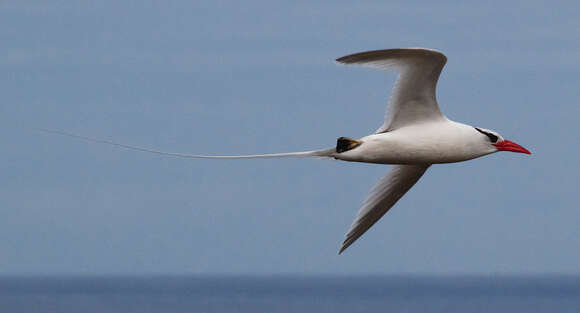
[
  {"xmin": 335, "ymin": 48, "xmax": 447, "ymax": 66},
  {"xmin": 335, "ymin": 56, "xmax": 349, "ymax": 64},
  {"xmin": 338, "ymin": 240, "xmax": 352, "ymax": 255}
]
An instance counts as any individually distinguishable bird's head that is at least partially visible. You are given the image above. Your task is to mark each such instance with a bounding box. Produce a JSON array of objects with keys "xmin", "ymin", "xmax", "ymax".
[{"xmin": 474, "ymin": 127, "xmax": 531, "ymax": 155}]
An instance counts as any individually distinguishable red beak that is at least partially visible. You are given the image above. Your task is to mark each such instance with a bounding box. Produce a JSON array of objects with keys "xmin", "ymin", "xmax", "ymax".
[{"xmin": 493, "ymin": 140, "xmax": 531, "ymax": 154}]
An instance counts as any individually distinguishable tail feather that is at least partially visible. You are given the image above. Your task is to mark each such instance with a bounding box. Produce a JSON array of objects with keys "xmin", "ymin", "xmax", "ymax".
[{"xmin": 37, "ymin": 128, "xmax": 335, "ymax": 159}]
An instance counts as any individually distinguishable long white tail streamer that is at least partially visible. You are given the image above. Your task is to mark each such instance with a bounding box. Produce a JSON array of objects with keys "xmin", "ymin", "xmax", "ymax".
[{"xmin": 38, "ymin": 128, "xmax": 335, "ymax": 159}]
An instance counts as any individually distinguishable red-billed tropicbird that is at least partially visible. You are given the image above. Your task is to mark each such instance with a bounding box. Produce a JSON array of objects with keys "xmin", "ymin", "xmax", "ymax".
[{"xmin": 43, "ymin": 48, "xmax": 531, "ymax": 254}]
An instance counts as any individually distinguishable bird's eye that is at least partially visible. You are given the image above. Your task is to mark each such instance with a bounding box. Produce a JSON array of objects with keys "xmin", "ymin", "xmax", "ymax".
[{"xmin": 474, "ymin": 128, "xmax": 498, "ymax": 143}]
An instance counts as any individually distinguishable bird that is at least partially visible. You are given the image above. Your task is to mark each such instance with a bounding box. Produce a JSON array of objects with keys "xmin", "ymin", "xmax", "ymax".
[{"xmin": 42, "ymin": 48, "xmax": 530, "ymax": 254}]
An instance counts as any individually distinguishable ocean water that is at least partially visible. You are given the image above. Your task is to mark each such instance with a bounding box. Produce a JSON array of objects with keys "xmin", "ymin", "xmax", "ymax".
[{"xmin": 1, "ymin": 276, "xmax": 579, "ymax": 313}]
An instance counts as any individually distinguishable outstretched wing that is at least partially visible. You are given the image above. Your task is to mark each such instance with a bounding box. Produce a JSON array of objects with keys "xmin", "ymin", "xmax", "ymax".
[
  {"xmin": 339, "ymin": 164, "xmax": 429, "ymax": 254},
  {"xmin": 336, "ymin": 48, "xmax": 447, "ymax": 133}
]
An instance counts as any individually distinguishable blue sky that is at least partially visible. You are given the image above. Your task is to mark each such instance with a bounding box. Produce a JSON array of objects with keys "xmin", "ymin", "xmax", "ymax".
[{"xmin": 1, "ymin": 0, "xmax": 579, "ymax": 275}]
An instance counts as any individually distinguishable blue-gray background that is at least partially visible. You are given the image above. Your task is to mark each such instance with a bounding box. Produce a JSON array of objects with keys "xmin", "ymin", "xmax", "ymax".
[{"xmin": 1, "ymin": 1, "xmax": 578, "ymax": 275}]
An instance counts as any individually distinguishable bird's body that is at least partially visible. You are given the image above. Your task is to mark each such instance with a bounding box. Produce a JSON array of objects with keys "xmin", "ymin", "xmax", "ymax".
[
  {"xmin": 335, "ymin": 120, "xmax": 496, "ymax": 165},
  {"xmin": 42, "ymin": 48, "xmax": 530, "ymax": 254}
]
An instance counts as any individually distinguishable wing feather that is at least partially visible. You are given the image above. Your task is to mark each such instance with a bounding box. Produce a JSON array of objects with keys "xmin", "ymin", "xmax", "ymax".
[
  {"xmin": 339, "ymin": 164, "xmax": 429, "ymax": 254},
  {"xmin": 336, "ymin": 48, "xmax": 447, "ymax": 133}
]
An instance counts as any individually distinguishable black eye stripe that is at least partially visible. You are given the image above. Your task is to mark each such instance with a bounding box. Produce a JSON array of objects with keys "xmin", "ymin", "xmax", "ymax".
[{"xmin": 475, "ymin": 127, "xmax": 498, "ymax": 143}]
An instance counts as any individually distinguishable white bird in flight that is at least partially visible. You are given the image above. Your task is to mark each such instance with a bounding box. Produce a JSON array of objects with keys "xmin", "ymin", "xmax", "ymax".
[{"xmin": 44, "ymin": 48, "xmax": 530, "ymax": 254}]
